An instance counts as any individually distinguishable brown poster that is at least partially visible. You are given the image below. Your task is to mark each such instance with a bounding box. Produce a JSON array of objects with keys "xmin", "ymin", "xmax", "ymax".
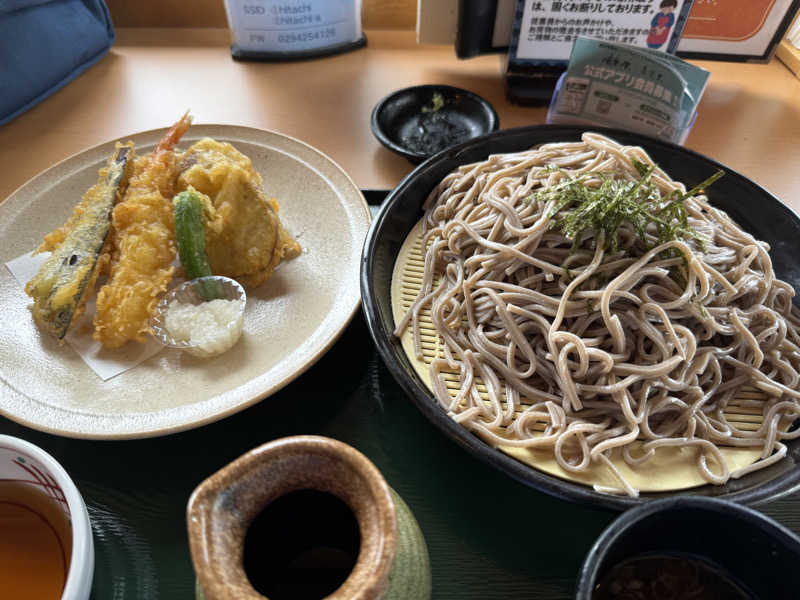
[{"xmin": 682, "ymin": 0, "xmax": 778, "ymax": 41}]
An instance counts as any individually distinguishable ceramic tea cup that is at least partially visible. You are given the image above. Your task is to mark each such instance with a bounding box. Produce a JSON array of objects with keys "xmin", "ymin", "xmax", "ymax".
[
  {"xmin": 187, "ymin": 435, "xmax": 430, "ymax": 600},
  {"xmin": 0, "ymin": 434, "xmax": 94, "ymax": 600}
]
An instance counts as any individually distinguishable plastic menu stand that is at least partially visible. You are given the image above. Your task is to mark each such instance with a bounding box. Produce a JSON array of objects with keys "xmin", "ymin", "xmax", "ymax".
[
  {"xmin": 545, "ymin": 37, "xmax": 708, "ymax": 146},
  {"xmin": 547, "ymin": 73, "xmax": 699, "ymax": 146}
]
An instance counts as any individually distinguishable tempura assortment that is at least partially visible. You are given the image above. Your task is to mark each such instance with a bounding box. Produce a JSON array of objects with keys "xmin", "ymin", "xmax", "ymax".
[{"xmin": 25, "ymin": 113, "xmax": 301, "ymax": 349}]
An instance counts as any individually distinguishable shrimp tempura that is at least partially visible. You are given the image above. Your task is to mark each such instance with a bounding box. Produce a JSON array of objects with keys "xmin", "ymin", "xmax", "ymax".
[{"xmin": 93, "ymin": 112, "xmax": 193, "ymax": 348}]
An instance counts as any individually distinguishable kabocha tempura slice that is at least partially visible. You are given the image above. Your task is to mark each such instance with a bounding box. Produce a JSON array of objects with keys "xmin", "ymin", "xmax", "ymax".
[
  {"xmin": 176, "ymin": 138, "xmax": 300, "ymax": 288},
  {"xmin": 25, "ymin": 143, "xmax": 135, "ymax": 340},
  {"xmin": 93, "ymin": 112, "xmax": 193, "ymax": 348}
]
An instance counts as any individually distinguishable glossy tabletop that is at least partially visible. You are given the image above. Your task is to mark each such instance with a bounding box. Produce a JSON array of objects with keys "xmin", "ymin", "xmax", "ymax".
[{"xmin": 2, "ymin": 28, "xmax": 800, "ymax": 599}]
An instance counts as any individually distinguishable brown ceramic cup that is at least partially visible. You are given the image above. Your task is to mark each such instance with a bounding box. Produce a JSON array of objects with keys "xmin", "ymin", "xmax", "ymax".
[{"xmin": 186, "ymin": 435, "xmax": 399, "ymax": 600}]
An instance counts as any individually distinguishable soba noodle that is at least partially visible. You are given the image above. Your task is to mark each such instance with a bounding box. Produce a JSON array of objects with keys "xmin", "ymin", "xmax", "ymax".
[{"xmin": 394, "ymin": 133, "xmax": 800, "ymax": 496}]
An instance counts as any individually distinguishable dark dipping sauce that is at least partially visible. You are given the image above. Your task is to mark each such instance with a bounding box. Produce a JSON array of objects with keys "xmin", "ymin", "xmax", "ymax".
[
  {"xmin": 243, "ymin": 489, "xmax": 361, "ymax": 600},
  {"xmin": 593, "ymin": 553, "xmax": 756, "ymax": 600}
]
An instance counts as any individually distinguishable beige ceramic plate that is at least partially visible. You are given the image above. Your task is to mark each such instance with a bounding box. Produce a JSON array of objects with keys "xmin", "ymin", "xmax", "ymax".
[{"xmin": 0, "ymin": 125, "xmax": 370, "ymax": 439}]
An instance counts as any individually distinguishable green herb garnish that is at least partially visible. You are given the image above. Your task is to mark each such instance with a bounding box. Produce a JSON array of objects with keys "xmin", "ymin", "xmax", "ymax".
[
  {"xmin": 530, "ymin": 161, "xmax": 723, "ymax": 256},
  {"xmin": 422, "ymin": 92, "xmax": 445, "ymax": 113}
]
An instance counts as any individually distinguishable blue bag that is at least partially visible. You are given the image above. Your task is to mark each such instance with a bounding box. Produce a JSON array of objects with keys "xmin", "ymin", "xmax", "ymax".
[{"xmin": 0, "ymin": 0, "xmax": 114, "ymax": 126}]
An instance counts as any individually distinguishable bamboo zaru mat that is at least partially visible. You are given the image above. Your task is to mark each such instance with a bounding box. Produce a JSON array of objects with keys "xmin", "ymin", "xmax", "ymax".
[{"xmin": 391, "ymin": 219, "xmax": 783, "ymax": 493}]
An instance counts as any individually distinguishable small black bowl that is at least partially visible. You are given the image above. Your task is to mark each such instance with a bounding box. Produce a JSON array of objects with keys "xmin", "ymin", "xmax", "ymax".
[
  {"xmin": 370, "ymin": 84, "xmax": 499, "ymax": 164},
  {"xmin": 576, "ymin": 497, "xmax": 800, "ymax": 599}
]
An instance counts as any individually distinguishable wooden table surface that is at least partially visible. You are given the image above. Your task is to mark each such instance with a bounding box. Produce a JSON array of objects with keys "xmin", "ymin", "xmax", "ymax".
[{"xmin": 1, "ymin": 28, "xmax": 799, "ymax": 207}]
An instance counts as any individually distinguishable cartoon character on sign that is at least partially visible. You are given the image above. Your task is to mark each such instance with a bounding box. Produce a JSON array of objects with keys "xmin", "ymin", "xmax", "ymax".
[{"xmin": 647, "ymin": 0, "xmax": 677, "ymax": 48}]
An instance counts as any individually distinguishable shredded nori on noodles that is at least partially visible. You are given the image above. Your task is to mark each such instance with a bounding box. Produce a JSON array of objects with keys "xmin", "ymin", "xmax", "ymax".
[{"xmin": 530, "ymin": 161, "xmax": 724, "ymax": 255}]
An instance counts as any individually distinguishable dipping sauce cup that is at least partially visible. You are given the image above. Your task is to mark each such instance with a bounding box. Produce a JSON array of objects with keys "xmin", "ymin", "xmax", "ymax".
[
  {"xmin": 0, "ymin": 435, "xmax": 94, "ymax": 600},
  {"xmin": 576, "ymin": 496, "xmax": 800, "ymax": 600}
]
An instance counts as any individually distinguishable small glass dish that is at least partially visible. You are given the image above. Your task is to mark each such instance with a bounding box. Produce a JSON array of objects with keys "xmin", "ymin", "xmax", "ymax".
[{"xmin": 151, "ymin": 276, "xmax": 246, "ymax": 358}]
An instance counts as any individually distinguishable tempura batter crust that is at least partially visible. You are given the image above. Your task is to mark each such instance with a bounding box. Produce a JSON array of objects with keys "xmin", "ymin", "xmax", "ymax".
[{"xmin": 177, "ymin": 138, "xmax": 300, "ymax": 288}]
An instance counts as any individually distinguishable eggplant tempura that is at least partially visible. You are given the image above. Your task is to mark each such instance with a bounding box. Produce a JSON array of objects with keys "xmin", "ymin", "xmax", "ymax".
[
  {"xmin": 25, "ymin": 143, "xmax": 134, "ymax": 339},
  {"xmin": 26, "ymin": 114, "xmax": 301, "ymax": 349}
]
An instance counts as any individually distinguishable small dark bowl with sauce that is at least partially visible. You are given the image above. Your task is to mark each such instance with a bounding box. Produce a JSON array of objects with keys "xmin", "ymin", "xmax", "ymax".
[
  {"xmin": 371, "ymin": 84, "xmax": 499, "ymax": 164},
  {"xmin": 576, "ymin": 497, "xmax": 800, "ymax": 600}
]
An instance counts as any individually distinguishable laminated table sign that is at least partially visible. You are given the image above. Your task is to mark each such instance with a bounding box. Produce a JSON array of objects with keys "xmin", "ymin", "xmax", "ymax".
[
  {"xmin": 223, "ymin": 0, "xmax": 366, "ymax": 61},
  {"xmin": 504, "ymin": 0, "xmax": 695, "ymax": 104},
  {"xmin": 0, "ymin": 0, "xmax": 115, "ymax": 126},
  {"xmin": 677, "ymin": 0, "xmax": 800, "ymax": 62}
]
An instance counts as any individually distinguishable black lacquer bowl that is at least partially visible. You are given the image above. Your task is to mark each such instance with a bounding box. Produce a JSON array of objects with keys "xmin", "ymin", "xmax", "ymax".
[
  {"xmin": 575, "ymin": 497, "xmax": 800, "ymax": 599},
  {"xmin": 370, "ymin": 84, "xmax": 499, "ymax": 164},
  {"xmin": 360, "ymin": 124, "xmax": 800, "ymax": 511}
]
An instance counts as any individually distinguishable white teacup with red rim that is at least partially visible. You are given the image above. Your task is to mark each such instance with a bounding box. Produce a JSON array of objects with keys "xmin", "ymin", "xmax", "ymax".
[{"xmin": 0, "ymin": 434, "xmax": 94, "ymax": 599}]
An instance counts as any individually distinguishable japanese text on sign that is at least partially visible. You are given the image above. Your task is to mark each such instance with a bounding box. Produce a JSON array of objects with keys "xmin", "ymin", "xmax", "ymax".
[{"xmin": 514, "ymin": 0, "xmax": 691, "ymax": 61}]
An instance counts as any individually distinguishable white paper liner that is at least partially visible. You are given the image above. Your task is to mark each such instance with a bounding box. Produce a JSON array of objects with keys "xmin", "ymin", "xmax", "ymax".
[{"xmin": 5, "ymin": 251, "xmax": 163, "ymax": 381}]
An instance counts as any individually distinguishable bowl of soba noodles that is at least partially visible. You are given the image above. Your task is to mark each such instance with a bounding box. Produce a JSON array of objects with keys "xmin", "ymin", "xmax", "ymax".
[
  {"xmin": 360, "ymin": 124, "xmax": 800, "ymax": 510},
  {"xmin": 575, "ymin": 496, "xmax": 800, "ymax": 599}
]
